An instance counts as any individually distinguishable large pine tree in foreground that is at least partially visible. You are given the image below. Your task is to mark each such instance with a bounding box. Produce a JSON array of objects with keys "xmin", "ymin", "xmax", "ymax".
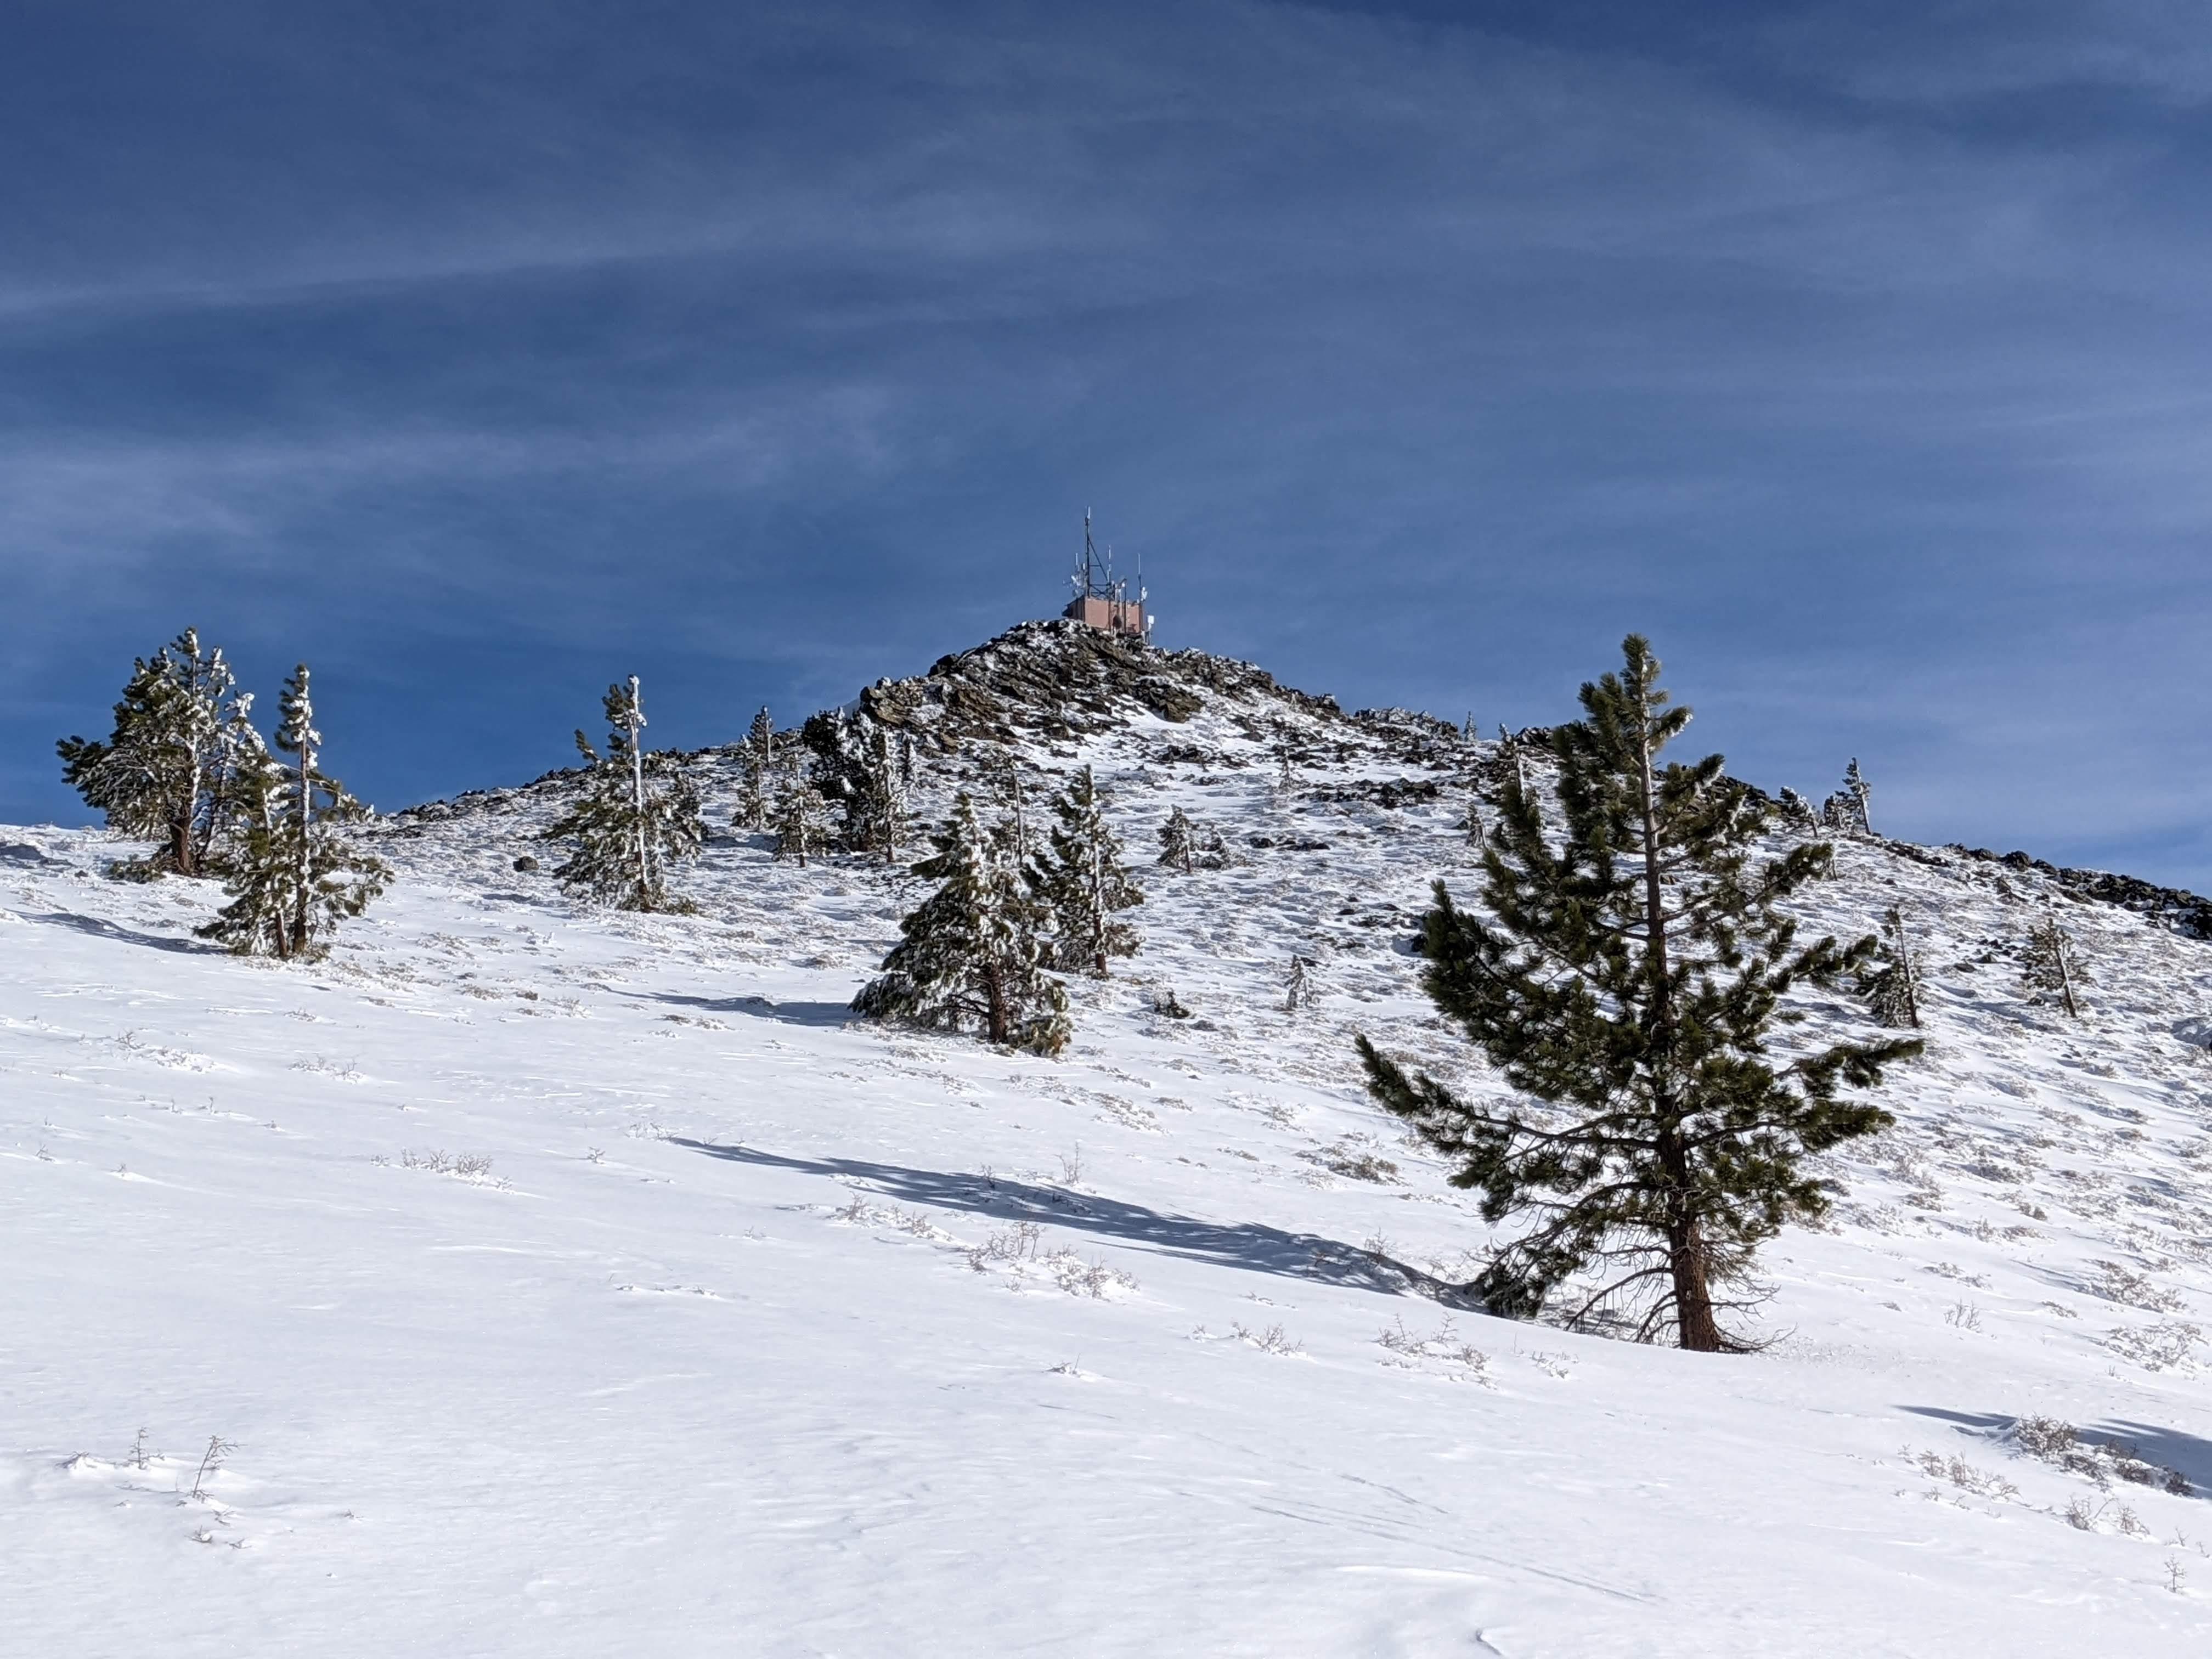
[
  {"xmin": 199, "ymin": 665, "xmax": 388, "ymax": 957},
  {"xmin": 852, "ymin": 793, "xmax": 1069, "ymax": 1054},
  {"xmin": 541, "ymin": 677, "xmax": 706, "ymax": 912},
  {"xmin": 1357, "ymin": 636, "xmax": 1921, "ymax": 1351}
]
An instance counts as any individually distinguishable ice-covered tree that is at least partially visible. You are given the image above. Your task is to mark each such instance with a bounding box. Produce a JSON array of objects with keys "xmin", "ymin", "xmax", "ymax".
[
  {"xmin": 199, "ymin": 665, "xmax": 388, "ymax": 958},
  {"xmin": 1035, "ymin": 766, "xmax": 1142, "ymax": 977},
  {"xmin": 1858, "ymin": 907, "xmax": 1924, "ymax": 1029},
  {"xmin": 1283, "ymin": 953, "xmax": 1317, "ymax": 1014},
  {"xmin": 1775, "ymin": 787, "xmax": 1819, "ymax": 833},
  {"xmin": 772, "ymin": 769, "xmax": 831, "ymax": 866},
  {"xmin": 2021, "ymin": 910, "xmax": 2087, "ymax": 1017},
  {"xmin": 1821, "ymin": 760, "xmax": 1873, "ymax": 836},
  {"xmin": 1357, "ymin": 636, "xmax": 1921, "ymax": 1352},
  {"xmin": 59, "ymin": 628, "xmax": 266, "ymax": 878},
  {"xmin": 799, "ymin": 710, "xmax": 910, "ymax": 859},
  {"xmin": 733, "ymin": 707, "xmax": 775, "ymax": 831},
  {"xmin": 852, "ymin": 792, "xmax": 1068, "ymax": 1054},
  {"xmin": 1157, "ymin": 806, "xmax": 1197, "ymax": 873},
  {"xmin": 540, "ymin": 677, "xmax": 704, "ymax": 912}
]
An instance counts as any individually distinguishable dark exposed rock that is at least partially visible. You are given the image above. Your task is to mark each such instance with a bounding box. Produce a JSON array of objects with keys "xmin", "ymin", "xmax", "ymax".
[{"xmin": 1949, "ymin": 845, "xmax": 2212, "ymax": 940}]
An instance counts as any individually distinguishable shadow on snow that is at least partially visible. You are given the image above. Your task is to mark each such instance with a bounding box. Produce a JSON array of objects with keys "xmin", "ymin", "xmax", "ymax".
[
  {"xmin": 631, "ymin": 991, "xmax": 858, "ymax": 1028},
  {"xmin": 673, "ymin": 1137, "xmax": 1479, "ymax": 1307},
  {"xmin": 24, "ymin": 910, "xmax": 225, "ymax": 955}
]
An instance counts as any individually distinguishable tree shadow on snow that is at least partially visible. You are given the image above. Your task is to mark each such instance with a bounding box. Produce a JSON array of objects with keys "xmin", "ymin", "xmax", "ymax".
[
  {"xmin": 674, "ymin": 1138, "xmax": 1480, "ymax": 1307},
  {"xmin": 630, "ymin": 991, "xmax": 856, "ymax": 1028},
  {"xmin": 1902, "ymin": 1406, "xmax": 2212, "ymax": 1497},
  {"xmin": 22, "ymin": 910, "xmax": 224, "ymax": 955}
]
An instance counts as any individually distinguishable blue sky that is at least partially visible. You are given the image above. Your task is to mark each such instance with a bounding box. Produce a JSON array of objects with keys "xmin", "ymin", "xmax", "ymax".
[{"xmin": 8, "ymin": 1, "xmax": 2212, "ymax": 884}]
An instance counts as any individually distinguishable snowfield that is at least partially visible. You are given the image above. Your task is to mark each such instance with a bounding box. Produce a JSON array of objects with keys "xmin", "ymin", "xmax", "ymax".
[{"xmin": 8, "ymin": 628, "xmax": 2212, "ymax": 1656}]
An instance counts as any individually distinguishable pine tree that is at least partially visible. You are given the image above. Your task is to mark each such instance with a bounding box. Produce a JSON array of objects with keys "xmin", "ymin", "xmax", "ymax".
[
  {"xmin": 852, "ymin": 793, "xmax": 1069, "ymax": 1054},
  {"xmin": 772, "ymin": 768, "xmax": 830, "ymax": 866},
  {"xmin": 1776, "ymin": 787, "xmax": 1819, "ymax": 832},
  {"xmin": 58, "ymin": 628, "xmax": 263, "ymax": 878},
  {"xmin": 199, "ymin": 665, "xmax": 388, "ymax": 958},
  {"xmin": 2021, "ymin": 909, "xmax": 2087, "ymax": 1017},
  {"xmin": 1843, "ymin": 758, "xmax": 1874, "ymax": 836},
  {"xmin": 1821, "ymin": 760, "xmax": 1873, "ymax": 836},
  {"xmin": 1272, "ymin": 731, "xmax": 1297, "ymax": 798},
  {"xmin": 733, "ymin": 707, "xmax": 775, "ymax": 831},
  {"xmin": 1858, "ymin": 907, "xmax": 1923, "ymax": 1029},
  {"xmin": 540, "ymin": 677, "xmax": 704, "ymax": 912},
  {"xmin": 799, "ymin": 710, "xmax": 910, "ymax": 857},
  {"xmin": 1283, "ymin": 953, "xmax": 1317, "ymax": 1013},
  {"xmin": 1357, "ymin": 636, "xmax": 1921, "ymax": 1352},
  {"xmin": 1157, "ymin": 806, "xmax": 1197, "ymax": 873},
  {"xmin": 1035, "ymin": 766, "xmax": 1142, "ymax": 976}
]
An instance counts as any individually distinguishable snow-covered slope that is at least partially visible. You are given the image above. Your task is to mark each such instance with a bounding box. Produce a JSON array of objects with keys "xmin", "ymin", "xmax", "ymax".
[{"xmin": 8, "ymin": 624, "xmax": 2212, "ymax": 1656}]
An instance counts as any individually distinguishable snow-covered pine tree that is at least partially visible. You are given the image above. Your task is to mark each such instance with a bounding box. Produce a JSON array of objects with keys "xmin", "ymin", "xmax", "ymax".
[
  {"xmin": 733, "ymin": 707, "xmax": 775, "ymax": 831},
  {"xmin": 1499, "ymin": 723, "xmax": 1529, "ymax": 798},
  {"xmin": 1357, "ymin": 636, "xmax": 1921, "ymax": 1352},
  {"xmin": 2021, "ymin": 909, "xmax": 2087, "ymax": 1017},
  {"xmin": 1843, "ymin": 758, "xmax": 1874, "ymax": 836},
  {"xmin": 1272, "ymin": 731, "xmax": 1297, "ymax": 798},
  {"xmin": 1776, "ymin": 787, "xmax": 1819, "ymax": 832},
  {"xmin": 1858, "ymin": 906, "xmax": 1923, "ymax": 1029},
  {"xmin": 1035, "ymin": 765, "xmax": 1142, "ymax": 977},
  {"xmin": 1283, "ymin": 953, "xmax": 1317, "ymax": 1013},
  {"xmin": 772, "ymin": 768, "xmax": 830, "ymax": 866},
  {"xmin": 859, "ymin": 724, "xmax": 911, "ymax": 865},
  {"xmin": 1157, "ymin": 805, "xmax": 1197, "ymax": 873},
  {"xmin": 199, "ymin": 665, "xmax": 388, "ymax": 958},
  {"xmin": 540, "ymin": 677, "xmax": 705, "ymax": 912},
  {"xmin": 798, "ymin": 709, "xmax": 909, "ymax": 857},
  {"xmin": 851, "ymin": 792, "xmax": 1069, "ymax": 1054},
  {"xmin": 58, "ymin": 628, "xmax": 260, "ymax": 878},
  {"xmin": 1821, "ymin": 760, "xmax": 1873, "ymax": 836}
]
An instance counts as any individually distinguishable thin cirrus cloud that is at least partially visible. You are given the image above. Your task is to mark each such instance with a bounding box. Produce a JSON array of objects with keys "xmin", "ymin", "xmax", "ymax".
[{"xmin": 5, "ymin": 1, "xmax": 2211, "ymax": 885}]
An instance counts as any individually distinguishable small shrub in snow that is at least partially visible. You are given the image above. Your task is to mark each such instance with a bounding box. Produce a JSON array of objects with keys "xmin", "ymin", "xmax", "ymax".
[
  {"xmin": 189, "ymin": 1435, "xmax": 235, "ymax": 1502},
  {"xmin": 1913, "ymin": 1451, "xmax": 2018, "ymax": 1501},
  {"xmin": 2006, "ymin": 1415, "xmax": 2191, "ymax": 1495},
  {"xmin": 1229, "ymin": 1322, "xmax": 1304, "ymax": 1356},
  {"xmin": 2089, "ymin": 1260, "xmax": 2185, "ymax": 1313}
]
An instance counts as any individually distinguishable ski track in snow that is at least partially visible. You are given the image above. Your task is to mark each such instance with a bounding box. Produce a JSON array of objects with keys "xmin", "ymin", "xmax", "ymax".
[{"xmin": 7, "ymin": 665, "xmax": 2212, "ymax": 1656}]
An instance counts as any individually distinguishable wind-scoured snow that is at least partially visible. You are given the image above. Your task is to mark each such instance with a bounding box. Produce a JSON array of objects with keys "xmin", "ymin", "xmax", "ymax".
[{"xmin": 8, "ymin": 627, "xmax": 2212, "ymax": 1655}]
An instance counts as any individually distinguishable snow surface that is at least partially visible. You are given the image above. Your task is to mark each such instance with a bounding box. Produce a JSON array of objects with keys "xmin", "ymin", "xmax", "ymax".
[{"xmin": 8, "ymin": 656, "xmax": 2212, "ymax": 1656}]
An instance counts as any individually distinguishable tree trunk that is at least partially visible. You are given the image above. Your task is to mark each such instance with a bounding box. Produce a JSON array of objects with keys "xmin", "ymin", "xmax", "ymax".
[
  {"xmin": 627, "ymin": 678, "xmax": 650, "ymax": 909},
  {"xmin": 169, "ymin": 806, "xmax": 196, "ymax": 877},
  {"xmin": 1668, "ymin": 1215, "xmax": 1723, "ymax": 1352},
  {"xmin": 983, "ymin": 962, "xmax": 1009, "ymax": 1045}
]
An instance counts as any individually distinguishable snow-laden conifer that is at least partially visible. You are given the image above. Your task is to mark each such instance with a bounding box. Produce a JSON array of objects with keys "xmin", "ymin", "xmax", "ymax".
[
  {"xmin": 540, "ymin": 678, "xmax": 704, "ymax": 912},
  {"xmin": 199, "ymin": 665, "xmax": 388, "ymax": 958},
  {"xmin": 2021, "ymin": 909, "xmax": 2087, "ymax": 1017},
  {"xmin": 1357, "ymin": 636, "xmax": 1921, "ymax": 1352},
  {"xmin": 1776, "ymin": 787, "xmax": 1819, "ymax": 832},
  {"xmin": 772, "ymin": 769, "xmax": 831, "ymax": 866},
  {"xmin": 852, "ymin": 793, "xmax": 1069, "ymax": 1054},
  {"xmin": 733, "ymin": 707, "xmax": 775, "ymax": 831},
  {"xmin": 800, "ymin": 710, "xmax": 910, "ymax": 858},
  {"xmin": 1283, "ymin": 953, "xmax": 1317, "ymax": 1014},
  {"xmin": 1858, "ymin": 906, "xmax": 1923, "ymax": 1029},
  {"xmin": 1822, "ymin": 760, "xmax": 1874, "ymax": 836},
  {"xmin": 1034, "ymin": 766, "xmax": 1142, "ymax": 977},
  {"xmin": 1157, "ymin": 806, "xmax": 1197, "ymax": 873},
  {"xmin": 59, "ymin": 629, "xmax": 264, "ymax": 878}
]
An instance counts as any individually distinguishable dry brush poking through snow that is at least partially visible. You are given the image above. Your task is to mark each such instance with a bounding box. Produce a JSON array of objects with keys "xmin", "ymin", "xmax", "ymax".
[{"xmin": 8, "ymin": 620, "xmax": 2212, "ymax": 1655}]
